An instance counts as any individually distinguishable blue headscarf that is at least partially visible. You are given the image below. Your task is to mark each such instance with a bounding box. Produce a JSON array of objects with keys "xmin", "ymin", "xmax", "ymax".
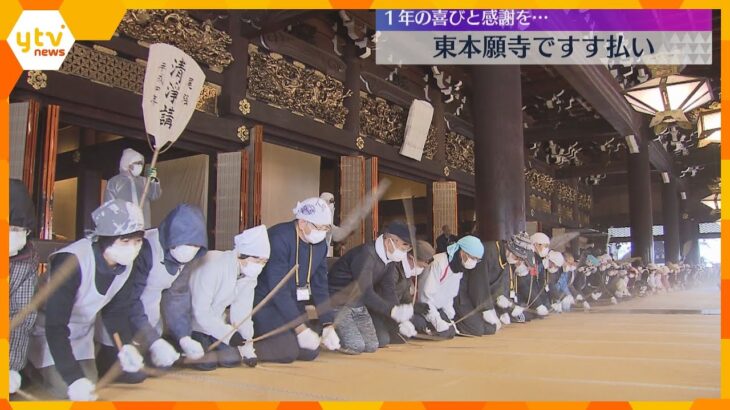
[{"xmin": 447, "ymin": 235, "xmax": 484, "ymax": 262}]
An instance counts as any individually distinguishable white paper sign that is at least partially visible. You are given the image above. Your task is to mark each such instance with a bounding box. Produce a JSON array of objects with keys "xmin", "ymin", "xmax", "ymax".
[
  {"xmin": 142, "ymin": 43, "xmax": 206, "ymax": 150},
  {"xmin": 399, "ymin": 99, "xmax": 434, "ymax": 161}
]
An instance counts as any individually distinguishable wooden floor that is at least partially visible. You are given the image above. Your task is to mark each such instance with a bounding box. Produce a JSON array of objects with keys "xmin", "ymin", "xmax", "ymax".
[{"xmin": 26, "ymin": 286, "xmax": 721, "ymax": 401}]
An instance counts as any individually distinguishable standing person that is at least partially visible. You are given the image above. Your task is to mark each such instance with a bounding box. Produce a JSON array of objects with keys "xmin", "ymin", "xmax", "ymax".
[
  {"xmin": 252, "ymin": 198, "xmax": 340, "ymax": 363},
  {"xmin": 413, "ymin": 236, "xmax": 484, "ymax": 339},
  {"xmin": 8, "ymin": 180, "xmax": 39, "ymax": 395},
  {"xmin": 28, "ymin": 200, "xmax": 146, "ymax": 401},
  {"xmin": 328, "ymin": 221, "xmax": 417, "ymax": 354},
  {"xmin": 435, "ymin": 225, "xmax": 458, "ymax": 254},
  {"xmin": 188, "ymin": 225, "xmax": 270, "ymax": 370},
  {"xmin": 104, "ymin": 148, "xmax": 161, "ymax": 229},
  {"xmin": 97, "ymin": 204, "xmax": 209, "ymax": 380},
  {"xmin": 371, "ymin": 240, "xmax": 435, "ymax": 346}
]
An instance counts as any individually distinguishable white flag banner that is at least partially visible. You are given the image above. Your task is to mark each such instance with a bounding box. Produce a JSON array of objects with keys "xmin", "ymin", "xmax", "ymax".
[{"xmin": 142, "ymin": 43, "xmax": 206, "ymax": 150}]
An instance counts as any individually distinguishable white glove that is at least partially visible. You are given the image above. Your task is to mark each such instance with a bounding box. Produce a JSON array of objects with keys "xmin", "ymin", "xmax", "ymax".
[
  {"xmin": 611, "ymin": 296, "xmax": 618, "ymax": 304},
  {"xmin": 434, "ymin": 318, "xmax": 451, "ymax": 333},
  {"xmin": 496, "ymin": 295, "xmax": 512, "ymax": 309},
  {"xmin": 551, "ymin": 302, "xmax": 562, "ymax": 313},
  {"xmin": 398, "ymin": 320, "xmax": 417, "ymax": 338},
  {"xmin": 321, "ymin": 325, "xmax": 341, "ymax": 351},
  {"xmin": 443, "ymin": 305, "xmax": 456, "ymax": 320},
  {"xmin": 536, "ymin": 305, "xmax": 549, "ymax": 316},
  {"xmin": 561, "ymin": 298, "xmax": 572, "ymax": 312},
  {"xmin": 118, "ymin": 344, "xmax": 145, "ymax": 373},
  {"xmin": 296, "ymin": 327, "xmax": 321, "ymax": 350},
  {"xmin": 576, "ymin": 294, "xmax": 584, "ymax": 302},
  {"xmin": 511, "ymin": 305, "xmax": 525, "ymax": 317},
  {"xmin": 149, "ymin": 338, "xmax": 180, "ymax": 367},
  {"xmin": 583, "ymin": 301, "xmax": 591, "ymax": 311},
  {"xmin": 482, "ymin": 309, "xmax": 500, "ymax": 325},
  {"xmin": 390, "ymin": 304, "xmax": 414, "ymax": 323},
  {"xmin": 238, "ymin": 341, "xmax": 256, "ymax": 359},
  {"xmin": 499, "ymin": 312, "xmax": 511, "ymax": 325},
  {"xmin": 9, "ymin": 370, "xmax": 21, "ymax": 394},
  {"xmin": 67, "ymin": 377, "xmax": 97, "ymax": 401},
  {"xmin": 179, "ymin": 336, "xmax": 205, "ymax": 360},
  {"xmin": 591, "ymin": 292, "xmax": 602, "ymax": 300},
  {"xmin": 564, "ymin": 295, "xmax": 575, "ymax": 306}
]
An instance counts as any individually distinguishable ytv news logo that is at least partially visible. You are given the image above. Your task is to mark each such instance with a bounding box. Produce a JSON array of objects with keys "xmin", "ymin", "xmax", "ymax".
[{"xmin": 9, "ymin": 10, "xmax": 74, "ymax": 70}]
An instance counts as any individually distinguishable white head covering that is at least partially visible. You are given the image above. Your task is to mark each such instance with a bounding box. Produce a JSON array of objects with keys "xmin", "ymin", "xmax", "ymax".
[
  {"xmin": 120, "ymin": 148, "xmax": 144, "ymax": 172},
  {"xmin": 530, "ymin": 232, "xmax": 550, "ymax": 246},
  {"xmin": 293, "ymin": 197, "xmax": 332, "ymax": 226},
  {"xmin": 320, "ymin": 192, "xmax": 335, "ymax": 215},
  {"xmin": 234, "ymin": 225, "xmax": 270, "ymax": 259},
  {"xmin": 547, "ymin": 250, "xmax": 565, "ymax": 267}
]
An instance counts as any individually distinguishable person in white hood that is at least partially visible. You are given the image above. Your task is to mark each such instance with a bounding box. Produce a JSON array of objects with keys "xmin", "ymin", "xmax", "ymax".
[
  {"xmin": 104, "ymin": 148, "xmax": 161, "ymax": 229},
  {"xmin": 188, "ymin": 225, "xmax": 271, "ymax": 370}
]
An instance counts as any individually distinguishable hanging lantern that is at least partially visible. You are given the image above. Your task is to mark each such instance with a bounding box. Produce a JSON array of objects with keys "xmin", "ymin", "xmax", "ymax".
[
  {"xmin": 701, "ymin": 192, "xmax": 720, "ymax": 211},
  {"xmin": 622, "ymin": 66, "xmax": 714, "ymax": 134},
  {"xmin": 701, "ymin": 179, "xmax": 721, "ymax": 212},
  {"xmin": 697, "ymin": 103, "xmax": 721, "ymax": 148}
]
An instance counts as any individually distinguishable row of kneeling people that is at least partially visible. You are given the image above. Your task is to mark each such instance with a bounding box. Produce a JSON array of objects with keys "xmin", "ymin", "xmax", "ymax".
[{"xmin": 8, "ymin": 181, "xmax": 705, "ymax": 400}]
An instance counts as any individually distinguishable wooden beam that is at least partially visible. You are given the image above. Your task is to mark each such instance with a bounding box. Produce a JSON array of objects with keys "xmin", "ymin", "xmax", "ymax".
[
  {"xmin": 55, "ymin": 137, "xmax": 193, "ymax": 181},
  {"xmin": 239, "ymin": 10, "xmax": 321, "ymax": 38},
  {"xmin": 553, "ymin": 65, "xmax": 679, "ymax": 181},
  {"xmin": 555, "ymin": 161, "xmax": 626, "ymax": 179},
  {"xmin": 14, "ymin": 71, "xmax": 243, "ymax": 152},
  {"xmin": 524, "ymin": 123, "xmax": 616, "ymax": 143}
]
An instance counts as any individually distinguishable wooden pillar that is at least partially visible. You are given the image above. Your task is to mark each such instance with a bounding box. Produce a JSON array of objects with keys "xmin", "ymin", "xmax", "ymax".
[
  {"xmin": 343, "ymin": 40, "xmax": 361, "ymax": 137},
  {"xmin": 243, "ymin": 125, "xmax": 263, "ymax": 228},
  {"xmin": 469, "ymin": 66, "xmax": 525, "ymax": 241},
  {"xmin": 679, "ymin": 201, "xmax": 700, "ymax": 264},
  {"xmin": 37, "ymin": 105, "xmax": 60, "ymax": 240},
  {"xmin": 661, "ymin": 178, "xmax": 681, "ymax": 263},
  {"xmin": 627, "ymin": 136, "xmax": 654, "ymax": 264},
  {"xmin": 220, "ymin": 11, "xmax": 249, "ymax": 116},
  {"xmin": 75, "ymin": 129, "xmax": 102, "ymax": 238},
  {"xmin": 429, "ymin": 84, "xmax": 446, "ymax": 165}
]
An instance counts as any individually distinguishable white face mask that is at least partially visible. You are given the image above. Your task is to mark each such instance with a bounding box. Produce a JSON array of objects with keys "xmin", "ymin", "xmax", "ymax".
[
  {"xmin": 387, "ymin": 238, "xmax": 407, "ymax": 262},
  {"xmin": 104, "ymin": 242, "xmax": 142, "ymax": 266},
  {"xmin": 515, "ymin": 264, "xmax": 529, "ymax": 277},
  {"xmin": 9, "ymin": 230, "xmax": 27, "ymax": 257},
  {"xmin": 463, "ymin": 256, "xmax": 477, "ymax": 270},
  {"xmin": 548, "ymin": 266, "xmax": 559, "ymax": 274},
  {"xmin": 130, "ymin": 164, "xmax": 143, "ymax": 177},
  {"xmin": 304, "ymin": 228, "xmax": 327, "ymax": 244},
  {"xmin": 506, "ymin": 253, "xmax": 518, "ymax": 265},
  {"xmin": 240, "ymin": 260, "xmax": 265, "ymax": 278},
  {"xmin": 170, "ymin": 245, "xmax": 200, "ymax": 264},
  {"xmin": 538, "ymin": 247, "xmax": 549, "ymax": 258}
]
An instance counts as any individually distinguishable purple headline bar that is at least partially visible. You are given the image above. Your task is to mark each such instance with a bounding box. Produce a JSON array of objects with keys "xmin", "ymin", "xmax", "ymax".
[{"xmin": 376, "ymin": 9, "xmax": 713, "ymax": 32}]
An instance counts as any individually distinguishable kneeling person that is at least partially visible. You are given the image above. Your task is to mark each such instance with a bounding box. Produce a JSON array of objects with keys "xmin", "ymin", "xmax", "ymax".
[
  {"xmin": 189, "ymin": 226, "xmax": 270, "ymax": 370},
  {"xmin": 28, "ymin": 200, "xmax": 146, "ymax": 401}
]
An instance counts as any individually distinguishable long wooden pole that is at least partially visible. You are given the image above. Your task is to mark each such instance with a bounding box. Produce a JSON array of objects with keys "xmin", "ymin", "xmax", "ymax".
[{"xmin": 207, "ymin": 264, "xmax": 298, "ymax": 351}]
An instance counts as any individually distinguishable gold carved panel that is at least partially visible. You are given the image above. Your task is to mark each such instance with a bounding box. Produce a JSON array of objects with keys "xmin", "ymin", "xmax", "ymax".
[
  {"xmin": 247, "ymin": 45, "xmax": 349, "ymax": 128},
  {"xmin": 59, "ymin": 44, "xmax": 220, "ymax": 114}
]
